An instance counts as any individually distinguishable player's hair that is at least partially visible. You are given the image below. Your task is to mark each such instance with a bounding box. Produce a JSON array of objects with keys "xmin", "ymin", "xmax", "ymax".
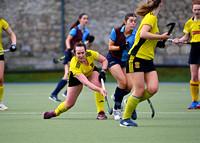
[
  {"xmin": 73, "ymin": 41, "xmax": 87, "ymax": 53},
  {"xmin": 70, "ymin": 13, "xmax": 88, "ymax": 30},
  {"xmin": 121, "ymin": 13, "xmax": 137, "ymax": 27},
  {"xmin": 192, "ymin": 0, "xmax": 200, "ymax": 8},
  {"xmin": 135, "ymin": 0, "xmax": 162, "ymax": 17}
]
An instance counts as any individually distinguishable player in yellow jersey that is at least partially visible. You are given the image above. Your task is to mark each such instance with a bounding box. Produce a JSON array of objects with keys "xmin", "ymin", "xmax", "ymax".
[
  {"xmin": 43, "ymin": 42, "xmax": 108, "ymax": 119},
  {"xmin": 49, "ymin": 13, "xmax": 94, "ymax": 102},
  {"xmin": 120, "ymin": 0, "xmax": 171, "ymax": 127},
  {"xmin": 0, "ymin": 18, "xmax": 17, "ymax": 111},
  {"xmin": 174, "ymin": 0, "xmax": 200, "ymax": 109}
]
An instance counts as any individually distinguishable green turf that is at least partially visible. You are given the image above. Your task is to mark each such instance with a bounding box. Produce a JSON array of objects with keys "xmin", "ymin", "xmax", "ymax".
[{"xmin": 1, "ymin": 83, "xmax": 199, "ymax": 143}]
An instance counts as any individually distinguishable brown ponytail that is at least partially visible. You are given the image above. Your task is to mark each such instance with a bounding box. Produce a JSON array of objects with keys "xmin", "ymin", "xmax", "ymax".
[
  {"xmin": 120, "ymin": 13, "xmax": 137, "ymax": 27},
  {"xmin": 70, "ymin": 13, "xmax": 88, "ymax": 30}
]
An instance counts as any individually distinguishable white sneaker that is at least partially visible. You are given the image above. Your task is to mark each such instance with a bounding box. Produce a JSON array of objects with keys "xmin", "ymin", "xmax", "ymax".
[
  {"xmin": 111, "ymin": 94, "xmax": 123, "ymax": 110},
  {"xmin": 113, "ymin": 109, "xmax": 122, "ymax": 121},
  {"xmin": 0, "ymin": 102, "xmax": 8, "ymax": 111},
  {"xmin": 124, "ymin": 99, "xmax": 127, "ymax": 105},
  {"xmin": 111, "ymin": 94, "xmax": 115, "ymax": 101},
  {"xmin": 62, "ymin": 93, "xmax": 66, "ymax": 97}
]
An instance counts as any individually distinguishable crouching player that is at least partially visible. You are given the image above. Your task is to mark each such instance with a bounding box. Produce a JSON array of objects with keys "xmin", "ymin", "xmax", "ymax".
[{"xmin": 43, "ymin": 42, "xmax": 108, "ymax": 119}]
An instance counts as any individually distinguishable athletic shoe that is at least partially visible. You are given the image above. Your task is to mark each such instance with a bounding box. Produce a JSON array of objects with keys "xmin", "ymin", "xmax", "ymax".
[
  {"xmin": 62, "ymin": 93, "xmax": 66, "ymax": 97},
  {"xmin": 196, "ymin": 101, "xmax": 200, "ymax": 109},
  {"xmin": 62, "ymin": 90, "xmax": 67, "ymax": 97},
  {"xmin": 111, "ymin": 94, "xmax": 123, "ymax": 109},
  {"xmin": 43, "ymin": 111, "xmax": 56, "ymax": 119},
  {"xmin": 0, "ymin": 102, "xmax": 8, "ymax": 111},
  {"xmin": 188, "ymin": 101, "xmax": 198, "ymax": 109},
  {"xmin": 97, "ymin": 111, "xmax": 107, "ymax": 120},
  {"xmin": 124, "ymin": 99, "xmax": 127, "ymax": 105},
  {"xmin": 131, "ymin": 110, "xmax": 137, "ymax": 120},
  {"xmin": 124, "ymin": 99, "xmax": 137, "ymax": 120},
  {"xmin": 49, "ymin": 95, "xmax": 61, "ymax": 102},
  {"xmin": 120, "ymin": 118, "xmax": 138, "ymax": 127},
  {"xmin": 113, "ymin": 109, "xmax": 122, "ymax": 121}
]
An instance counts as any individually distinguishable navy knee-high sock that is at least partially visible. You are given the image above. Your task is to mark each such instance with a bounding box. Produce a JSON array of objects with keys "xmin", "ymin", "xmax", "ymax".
[
  {"xmin": 114, "ymin": 87, "xmax": 130, "ymax": 109},
  {"xmin": 51, "ymin": 79, "xmax": 67, "ymax": 96}
]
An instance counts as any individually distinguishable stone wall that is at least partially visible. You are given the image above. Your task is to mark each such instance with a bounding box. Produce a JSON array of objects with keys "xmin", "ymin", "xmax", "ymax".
[{"xmin": 0, "ymin": 0, "xmax": 194, "ymax": 69}]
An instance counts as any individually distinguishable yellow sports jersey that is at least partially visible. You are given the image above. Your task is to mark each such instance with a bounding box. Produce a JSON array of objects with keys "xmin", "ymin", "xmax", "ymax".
[
  {"xmin": 183, "ymin": 17, "xmax": 200, "ymax": 42},
  {"xmin": 70, "ymin": 50, "xmax": 99, "ymax": 77},
  {"xmin": 128, "ymin": 12, "xmax": 159, "ymax": 60},
  {"xmin": 0, "ymin": 19, "xmax": 9, "ymax": 55}
]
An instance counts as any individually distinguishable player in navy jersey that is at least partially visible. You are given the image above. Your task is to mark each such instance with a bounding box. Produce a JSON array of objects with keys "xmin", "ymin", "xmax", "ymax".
[{"xmin": 106, "ymin": 13, "xmax": 137, "ymax": 120}]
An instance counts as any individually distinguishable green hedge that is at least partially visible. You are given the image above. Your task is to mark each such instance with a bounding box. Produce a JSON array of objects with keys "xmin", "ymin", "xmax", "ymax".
[{"xmin": 4, "ymin": 67, "xmax": 190, "ymax": 83}]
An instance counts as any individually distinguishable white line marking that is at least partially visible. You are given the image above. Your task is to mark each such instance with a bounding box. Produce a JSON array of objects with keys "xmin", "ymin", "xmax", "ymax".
[{"xmin": 1, "ymin": 111, "xmax": 199, "ymax": 115}]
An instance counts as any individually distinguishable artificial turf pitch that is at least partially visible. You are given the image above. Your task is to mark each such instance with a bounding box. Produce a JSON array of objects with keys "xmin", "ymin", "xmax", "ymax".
[{"xmin": 0, "ymin": 82, "xmax": 200, "ymax": 143}]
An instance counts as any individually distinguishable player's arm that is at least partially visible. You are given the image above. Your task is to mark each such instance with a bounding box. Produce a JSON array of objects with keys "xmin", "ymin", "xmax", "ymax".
[
  {"xmin": 5, "ymin": 27, "xmax": 16, "ymax": 45},
  {"xmin": 65, "ymin": 34, "xmax": 73, "ymax": 50},
  {"xmin": 140, "ymin": 24, "xmax": 170, "ymax": 40},
  {"xmin": 109, "ymin": 39, "xmax": 119, "ymax": 51},
  {"xmin": 96, "ymin": 54, "xmax": 108, "ymax": 82},
  {"xmin": 108, "ymin": 28, "xmax": 128, "ymax": 51},
  {"xmin": 96, "ymin": 54, "xmax": 108, "ymax": 71},
  {"xmin": 174, "ymin": 34, "xmax": 190, "ymax": 43},
  {"xmin": 75, "ymin": 74, "xmax": 107, "ymax": 97},
  {"xmin": 5, "ymin": 27, "xmax": 17, "ymax": 52}
]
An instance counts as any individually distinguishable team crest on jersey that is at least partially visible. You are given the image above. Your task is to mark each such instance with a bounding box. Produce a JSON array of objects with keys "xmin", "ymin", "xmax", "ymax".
[
  {"xmin": 86, "ymin": 51, "xmax": 92, "ymax": 57},
  {"xmin": 135, "ymin": 62, "xmax": 140, "ymax": 69},
  {"xmin": 76, "ymin": 61, "xmax": 81, "ymax": 69},
  {"xmin": 90, "ymin": 63, "xmax": 94, "ymax": 67}
]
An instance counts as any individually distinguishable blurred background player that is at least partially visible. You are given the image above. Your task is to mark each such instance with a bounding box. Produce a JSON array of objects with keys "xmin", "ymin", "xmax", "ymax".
[
  {"xmin": 173, "ymin": 0, "xmax": 200, "ymax": 109},
  {"xmin": 120, "ymin": 0, "xmax": 171, "ymax": 127},
  {"xmin": 49, "ymin": 13, "xmax": 94, "ymax": 102},
  {"xmin": 0, "ymin": 18, "xmax": 17, "ymax": 110},
  {"xmin": 106, "ymin": 13, "xmax": 137, "ymax": 120},
  {"xmin": 44, "ymin": 42, "xmax": 108, "ymax": 119}
]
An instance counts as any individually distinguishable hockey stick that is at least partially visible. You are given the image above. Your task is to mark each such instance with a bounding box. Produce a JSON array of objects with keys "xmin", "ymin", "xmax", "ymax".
[
  {"xmin": 101, "ymin": 78, "xmax": 113, "ymax": 115},
  {"xmin": 167, "ymin": 39, "xmax": 192, "ymax": 44},
  {"xmin": 0, "ymin": 49, "xmax": 10, "ymax": 53},
  {"xmin": 53, "ymin": 55, "xmax": 65, "ymax": 64},
  {"xmin": 147, "ymin": 99, "xmax": 155, "ymax": 118},
  {"xmin": 162, "ymin": 22, "xmax": 176, "ymax": 44}
]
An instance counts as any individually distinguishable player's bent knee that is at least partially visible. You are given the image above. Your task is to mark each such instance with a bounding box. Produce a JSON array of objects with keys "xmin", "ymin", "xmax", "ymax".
[
  {"xmin": 148, "ymin": 88, "xmax": 158, "ymax": 95},
  {"xmin": 65, "ymin": 102, "xmax": 75, "ymax": 109}
]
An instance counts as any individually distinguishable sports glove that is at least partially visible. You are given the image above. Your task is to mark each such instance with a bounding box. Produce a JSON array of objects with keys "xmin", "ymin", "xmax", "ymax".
[
  {"xmin": 99, "ymin": 69, "xmax": 106, "ymax": 82},
  {"xmin": 119, "ymin": 42, "xmax": 129, "ymax": 51},
  {"xmin": 63, "ymin": 49, "xmax": 73, "ymax": 64},
  {"xmin": 67, "ymin": 49, "xmax": 72, "ymax": 58},
  {"xmin": 156, "ymin": 41, "xmax": 165, "ymax": 48},
  {"xmin": 88, "ymin": 35, "xmax": 95, "ymax": 43},
  {"xmin": 10, "ymin": 44, "xmax": 17, "ymax": 52}
]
